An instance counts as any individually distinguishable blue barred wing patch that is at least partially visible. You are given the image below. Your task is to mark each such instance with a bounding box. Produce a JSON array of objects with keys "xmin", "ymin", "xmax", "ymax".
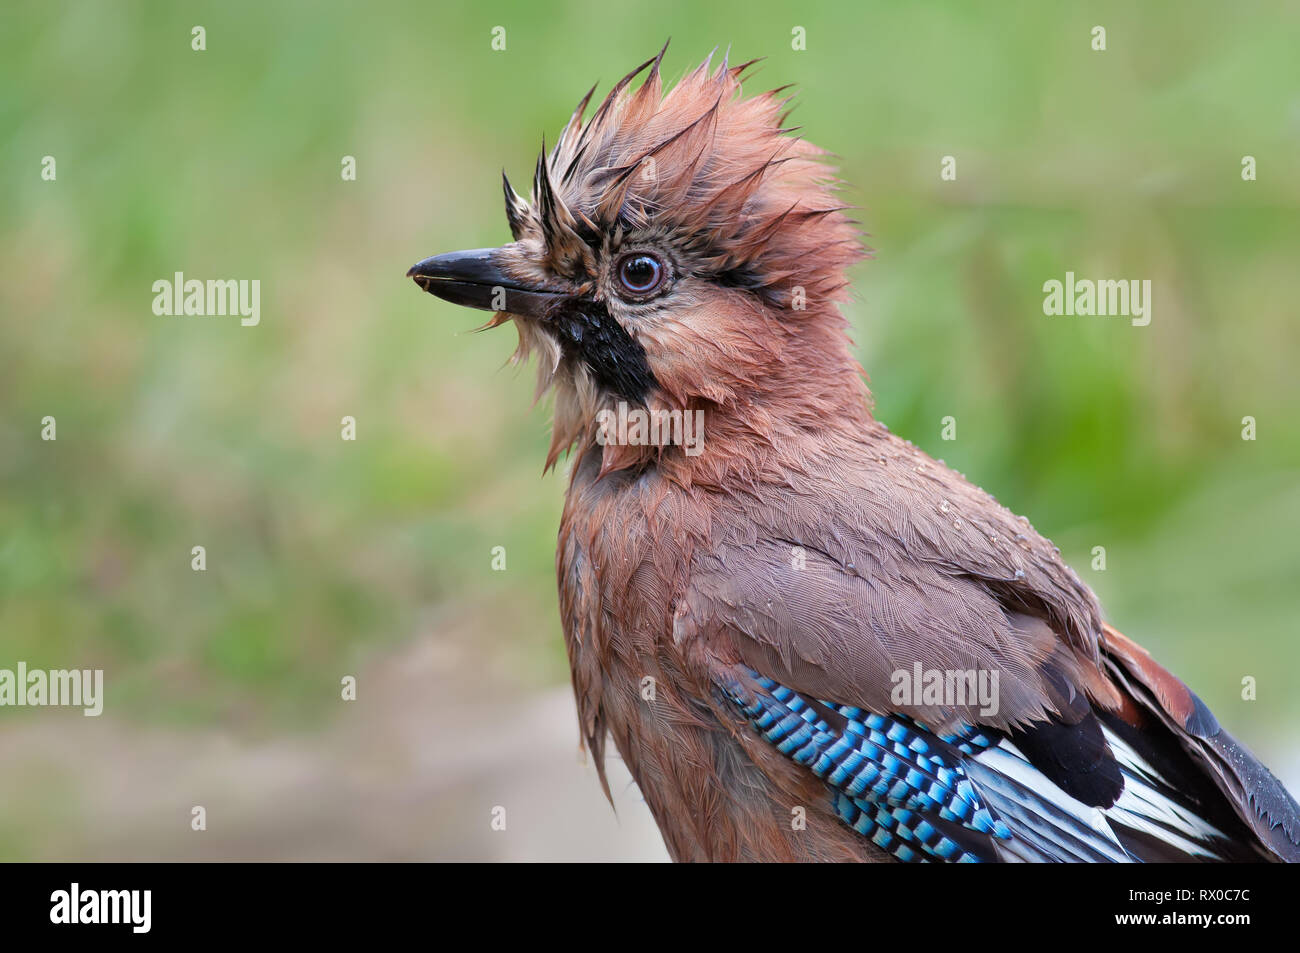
[{"xmin": 718, "ymin": 669, "xmax": 1012, "ymax": 862}]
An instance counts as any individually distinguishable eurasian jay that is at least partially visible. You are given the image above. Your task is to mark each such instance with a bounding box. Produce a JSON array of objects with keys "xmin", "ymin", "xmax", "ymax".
[{"xmin": 408, "ymin": 47, "xmax": 1300, "ymax": 862}]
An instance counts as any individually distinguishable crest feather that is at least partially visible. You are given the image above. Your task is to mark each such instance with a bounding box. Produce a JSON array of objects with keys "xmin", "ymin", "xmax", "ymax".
[{"xmin": 518, "ymin": 46, "xmax": 864, "ymax": 307}]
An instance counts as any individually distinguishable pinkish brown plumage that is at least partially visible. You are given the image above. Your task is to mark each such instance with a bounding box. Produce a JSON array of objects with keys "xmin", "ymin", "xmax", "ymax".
[{"xmin": 409, "ymin": 46, "xmax": 1300, "ymax": 862}]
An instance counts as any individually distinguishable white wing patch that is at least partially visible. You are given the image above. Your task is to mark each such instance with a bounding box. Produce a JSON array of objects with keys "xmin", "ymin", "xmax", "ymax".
[{"xmin": 966, "ymin": 727, "xmax": 1229, "ymax": 862}]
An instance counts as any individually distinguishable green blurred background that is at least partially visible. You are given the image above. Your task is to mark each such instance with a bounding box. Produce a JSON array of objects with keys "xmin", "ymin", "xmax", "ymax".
[{"xmin": 1, "ymin": 1, "xmax": 1297, "ymax": 860}]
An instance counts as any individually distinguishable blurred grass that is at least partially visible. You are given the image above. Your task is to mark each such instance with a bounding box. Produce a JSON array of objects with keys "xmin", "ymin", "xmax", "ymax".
[{"xmin": 1, "ymin": 0, "xmax": 1297, "ymax": 805}]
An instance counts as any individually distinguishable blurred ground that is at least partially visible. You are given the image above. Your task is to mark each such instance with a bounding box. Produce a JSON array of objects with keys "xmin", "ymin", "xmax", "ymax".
[{"xmin": 0, "ymin": 622, "xmax": 667, "ymax": 861}]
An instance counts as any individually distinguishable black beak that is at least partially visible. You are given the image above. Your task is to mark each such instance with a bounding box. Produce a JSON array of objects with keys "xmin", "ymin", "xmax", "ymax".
[{"xmin": 406, "ymin": 247, "xmax": 563, "ymax": 320}]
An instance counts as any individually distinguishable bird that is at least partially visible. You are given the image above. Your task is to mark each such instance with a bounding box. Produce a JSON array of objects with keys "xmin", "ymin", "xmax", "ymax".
[{"xmin": 407, "ymin": 45, "xmax": 1300, "ymax": 862}]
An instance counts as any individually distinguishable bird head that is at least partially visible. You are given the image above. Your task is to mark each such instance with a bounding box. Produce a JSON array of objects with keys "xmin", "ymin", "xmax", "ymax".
[{"xmin": 409, "ymin": 46, "xmax": 868, "ymax": 475}]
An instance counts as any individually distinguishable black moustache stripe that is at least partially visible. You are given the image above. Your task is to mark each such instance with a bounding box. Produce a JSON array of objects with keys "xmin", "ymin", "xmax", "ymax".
[{"xmin": 548, "ymin": 301, "xmax": 658, "ymax": 405}]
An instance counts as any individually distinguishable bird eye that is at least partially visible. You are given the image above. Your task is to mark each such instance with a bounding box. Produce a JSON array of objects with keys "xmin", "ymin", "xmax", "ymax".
[{"xmin": 616, "ymin": 253, "xmax": 665, "ymax": 297}]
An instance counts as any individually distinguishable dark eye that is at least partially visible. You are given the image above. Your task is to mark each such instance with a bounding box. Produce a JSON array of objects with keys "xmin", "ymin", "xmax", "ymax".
[{"xmin": 616, "ymin": 253, "xmax": 665, "ymax": 297}]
